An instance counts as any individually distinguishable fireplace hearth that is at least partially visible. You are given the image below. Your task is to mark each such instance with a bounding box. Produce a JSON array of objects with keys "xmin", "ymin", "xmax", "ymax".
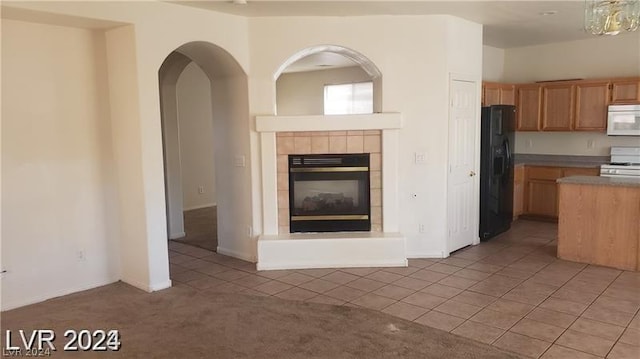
[{"xmin": 289, "ymin": 154, "xmax": 371, "ymax": 232}]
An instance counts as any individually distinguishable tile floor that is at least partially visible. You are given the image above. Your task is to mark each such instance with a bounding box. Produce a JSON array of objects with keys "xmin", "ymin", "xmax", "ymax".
[{"xmin": 168, "ymin": 220, "xmax": 640, "ymax": 359}]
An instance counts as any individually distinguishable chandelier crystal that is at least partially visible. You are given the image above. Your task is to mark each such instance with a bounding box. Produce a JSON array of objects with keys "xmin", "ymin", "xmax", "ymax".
[{"xmin": 585, "ymin": 0, "xmax": 640, "ymax": 35}]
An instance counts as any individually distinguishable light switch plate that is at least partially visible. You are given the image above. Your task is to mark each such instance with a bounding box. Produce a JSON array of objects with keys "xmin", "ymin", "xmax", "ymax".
[
  {"xmin": 234, "ymin": 155, "xmax": 246, "ymax": 167},
  {"xmin": 414, "ymin": 152, "xmax": 427, "ymax": 165}
]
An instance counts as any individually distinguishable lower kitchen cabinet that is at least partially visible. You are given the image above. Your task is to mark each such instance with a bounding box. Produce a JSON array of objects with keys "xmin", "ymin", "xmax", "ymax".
[
  {"xmin": 516, "ymin": 165, "xmax": 599, "ymax": 221},
  {"xmin": 513, "ymin": 165, "xmax": 524, "ymax": 219}
]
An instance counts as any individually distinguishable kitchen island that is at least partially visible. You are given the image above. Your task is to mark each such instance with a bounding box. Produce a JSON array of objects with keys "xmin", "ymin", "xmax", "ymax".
[{"xmin": 557, "ymin": 176, "xmax": 640, "ymax": 271}]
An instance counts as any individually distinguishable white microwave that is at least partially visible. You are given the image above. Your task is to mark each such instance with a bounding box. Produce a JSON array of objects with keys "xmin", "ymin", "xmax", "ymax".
[{"xmin": 608, "ymin": 105, "xmax": 640, "ymax": 136}]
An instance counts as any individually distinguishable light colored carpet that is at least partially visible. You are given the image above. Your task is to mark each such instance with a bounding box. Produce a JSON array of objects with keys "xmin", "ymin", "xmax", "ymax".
[{"xmin": 1, "ymin": 282, "xmax": 520, "ymax": 358}]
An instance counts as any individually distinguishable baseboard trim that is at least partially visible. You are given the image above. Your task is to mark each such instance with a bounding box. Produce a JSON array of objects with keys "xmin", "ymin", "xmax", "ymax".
[
  {"xmin": 169, "ymin": 232, "xmax": 186, "ymax": 240},
  {"xmin": 406, "ymin": 252, "xmax": 447, "ymax": 259},
  {"xmin": 1, "ymin": 277, "xmax": 119, "ymax": 311},
  {"xmin": 183, "ymin": 203, "xmax": 217, "ymax": 211},
  {"xmin": 257, "ymin": 259, "xmax": 407, "ymax": 271},
  {"xmin": 121, "ymin": 277, "xmax": 172, "ymax": 293},
  {"xmin": 217, "ymin": 246, "xmax": 254, "ymax": 262}
]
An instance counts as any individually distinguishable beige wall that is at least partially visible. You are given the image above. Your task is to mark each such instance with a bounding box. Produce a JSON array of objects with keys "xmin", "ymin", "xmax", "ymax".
[
  {"xmin": 515, "ymin": 131, "xmax": 640, "ymax": 156},
  {"xmin": 503, "ymin": 33, "xmax": 640, "ymax": 83},
  {"xmin": 249, "ymin": 15, "xmax": 483, "ymax": 257},
  {"xmin": 503, "ymin": 34, "xmax": 640, "ymax": 155},
  {"xmin": 1, "ymin": 19, "xmax": 119, "ymax": 309},
  {"xmin": 482, "ymin": 45, "xmax": 505, "ymax": 82},
  {"xmin": 2, "ymin": 0, "xmax": 251, "ymax": 309},
  {"xmin": 276, "ymin": 66, "xmax": 371, "ymax": 116},
  {"xmin": 176, "ymin": 62, "xmax": 217, "ymax": 210}
]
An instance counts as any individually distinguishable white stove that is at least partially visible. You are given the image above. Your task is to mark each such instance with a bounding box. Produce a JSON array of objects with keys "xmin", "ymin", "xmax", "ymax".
[{"xmin": 600, "ymin": 147, "xmax": 640, "ymax": 178}]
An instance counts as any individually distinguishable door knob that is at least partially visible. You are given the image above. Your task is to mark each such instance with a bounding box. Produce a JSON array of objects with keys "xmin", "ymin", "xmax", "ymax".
[{"xmin": 469, "ymin": 171, "xmax": 476, "ymax": 177}]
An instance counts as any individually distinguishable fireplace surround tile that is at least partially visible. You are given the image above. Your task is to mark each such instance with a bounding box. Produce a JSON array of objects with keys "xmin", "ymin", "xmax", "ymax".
[
  {"xmin": 370, "ymin": 153, "xmax": 381, "ymax": 170},
  {"xmin": 293, "ymin": 136, "xmax": 311, "ymax": 153},
  {"xmin": 328, "ymin": 136, "xmax": 347, "ymax": 153},
  {"xmin": 346, "ymin": 135, "xmax": 364, "ymax": 153},
  {"xmin": 364, "ymin": 135, "xmax": 381, "ymax": 153},
  {"xmin": 370, "ymin": 171, "xmax": 381, "ymax": 189},
  {"xmin": 310, "ymin": 136, "xmax": 329, "ymax": 154}
]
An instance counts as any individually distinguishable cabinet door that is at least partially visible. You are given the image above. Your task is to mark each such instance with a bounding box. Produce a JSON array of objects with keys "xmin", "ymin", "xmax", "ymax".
[
  {"xmin": 483, "ymin": 85, "xmax": 501, "ymax": 106},
  {"xmin": 500, "ymin": 85, "xmax": 516, "ymax": 105},
  {"xmin": 542, "ymin": 83, "xmax": 575, "ymax": 131},
  {"xmin": 611, "ymin": 79, "xmax": 640, "ymax": 104},
  {"xmin": 516, "ymin": 85, "xmax": 542, "ymax": 131},
  {"xmin": 526, "ymin": 180, "xmax": 558, "ymax": 217},
  {"xmin": 574, "ymin": 81, "xmax": 610, "ymax": 131},
  {"xmin": 513, "ymin": 165, "xmax": 525, "ymax": 219}
]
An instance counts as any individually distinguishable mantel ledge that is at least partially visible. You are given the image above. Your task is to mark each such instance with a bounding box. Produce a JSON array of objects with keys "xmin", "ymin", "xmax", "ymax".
[{"xmin": 255, "ymin": 113, "xmax": 402, "ymax": 132}]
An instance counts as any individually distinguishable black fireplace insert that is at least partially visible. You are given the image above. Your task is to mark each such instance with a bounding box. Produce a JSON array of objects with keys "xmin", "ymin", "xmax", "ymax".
[{"xmin": 289, "ymin": 154, "xmax": 371, "ymax": 233}]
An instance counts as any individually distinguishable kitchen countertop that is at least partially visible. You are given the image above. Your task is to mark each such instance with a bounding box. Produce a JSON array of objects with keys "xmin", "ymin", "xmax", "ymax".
[
  {"xmin": 515, "ymin": 154, "xmax": 608, "ymax": 168},
  {"xmin": 557, "ymin": 175, "xmax": 640, "ymax": 187}
]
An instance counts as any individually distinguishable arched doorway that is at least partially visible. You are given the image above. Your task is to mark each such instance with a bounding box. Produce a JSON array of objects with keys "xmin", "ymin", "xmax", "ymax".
[{"xmin": 158, "ymin": 42, "xmax": 249, "ymax": 260}]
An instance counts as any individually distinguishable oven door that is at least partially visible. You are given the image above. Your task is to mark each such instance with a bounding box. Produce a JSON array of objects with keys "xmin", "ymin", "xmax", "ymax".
[{"xmin": 607, "ymin": 105, "xmax": 640, "ymax": 136}]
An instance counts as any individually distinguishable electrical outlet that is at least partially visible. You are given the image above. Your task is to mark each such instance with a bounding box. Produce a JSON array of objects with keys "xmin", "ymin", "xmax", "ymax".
[
  {"xmin": 76, "ymin": 250, "xmax": 85, "ymax": 261},
  {"xmin": 587, "ymin": 139, "xmax": 595, "ymax": 149},
  {"xmin": 198, "ymin": 186, "xmax": 205, "ymax": 194},
  {"xmin": 526, "ymin": 139, "xmax": 533, "ymax": 148},
  {"xmin": 418, "ymin": 224, "xmax": 425, "ymax": 233}
]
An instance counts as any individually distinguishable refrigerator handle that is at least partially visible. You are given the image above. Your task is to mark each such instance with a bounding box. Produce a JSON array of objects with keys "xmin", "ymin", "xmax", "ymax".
[{"xmin": 504, "ymin": 138, "xmax": 512, "ymax": 171}]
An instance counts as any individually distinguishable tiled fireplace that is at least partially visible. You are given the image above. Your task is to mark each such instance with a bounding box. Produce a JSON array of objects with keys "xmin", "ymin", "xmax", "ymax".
[
  {"xmin": 255, "ymin": 114, "xmax": 406, "ymax": 270},
  {"xmin": 276, "ymin": 131, "xmax": 382, "ymax": 234}
]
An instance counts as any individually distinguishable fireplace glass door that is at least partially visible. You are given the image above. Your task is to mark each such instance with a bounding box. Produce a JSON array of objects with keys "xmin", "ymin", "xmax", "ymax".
[{"xmin": 289, "ymin": 154, "xmax": 371, "ymax": 232}]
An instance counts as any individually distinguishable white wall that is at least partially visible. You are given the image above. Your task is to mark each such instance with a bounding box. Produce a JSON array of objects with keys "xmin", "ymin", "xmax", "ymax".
[
  {"xmin": 1, "ymin": 19, "xmax": 119, "ymax": 310},
  {"xmin": 176, "ymin": 62, "xmax": 217, "ymax": 210},
  {"xmin": 503, "ymin": 34, "xmax": 640, "ymax": 155},
  {"xmin": 276, "ymin": 66, "xmax": 371, "ymax": 115},
  {"xmin": 248, "ymin": 15, "xmax": 483, "ymax": 258},
  {"xmin": 482, "ymin": 45, "xmax": 505, "ymax": 82},
  {"xmin": 503, "ymin": 33, "xmax": 640, "ymax": 83},
  {"xmin": 2, "ymin": 1, "xmax": 251, "ymax": 307}
]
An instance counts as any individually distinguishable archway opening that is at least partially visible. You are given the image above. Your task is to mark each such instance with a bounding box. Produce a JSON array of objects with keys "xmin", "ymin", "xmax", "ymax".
[
  {"xmin": 274, "ymin": 45, "xmax": 383, "ymax": 116},
  {"xmin": 158, "ymin": 41, "xmax": 249, "ymax": 262}
]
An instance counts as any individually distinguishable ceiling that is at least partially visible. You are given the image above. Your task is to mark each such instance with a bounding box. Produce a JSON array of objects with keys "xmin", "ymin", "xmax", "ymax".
[{"xmin": 171, "ymin": 1, "xmax": 608, "ymax": 49}]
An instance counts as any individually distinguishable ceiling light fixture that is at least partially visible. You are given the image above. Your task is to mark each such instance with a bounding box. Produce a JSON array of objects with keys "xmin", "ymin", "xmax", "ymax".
[
  {"xmin": 585, "ymin": 0, "xmax": 640, "ymax": 36},
  {"xmin": 539, "ymin": 10, "xmax": 558, "ymax": 16},
  {"xmin": 232, "ymin": 0, "xmax": 247, "ymax": 5}
]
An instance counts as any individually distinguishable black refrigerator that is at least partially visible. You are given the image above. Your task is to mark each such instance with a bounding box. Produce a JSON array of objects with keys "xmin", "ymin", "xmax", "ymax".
[{"xmin": 479, "ymin": 105, "xmax": 516, "ymax": 241}]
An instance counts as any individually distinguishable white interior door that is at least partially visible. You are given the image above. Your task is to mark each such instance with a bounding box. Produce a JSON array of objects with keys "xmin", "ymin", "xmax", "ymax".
[{"xmin": 447, "ymin": 76, "xmax": 479, "ymax": 254}]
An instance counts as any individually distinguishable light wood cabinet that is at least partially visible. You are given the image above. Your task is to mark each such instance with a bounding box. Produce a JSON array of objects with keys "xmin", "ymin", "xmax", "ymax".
[
  {"xmin": 513, "ymin": 165, "xmax": 524, "ymax": 219},
  {"xmin": 494, "ymin": 76, "xmax": 639, "ymax": 132},
  {"xmin": 541, "ymin": 83, "xmax": 575, "ymax": 131},
  {"xmin": 575, "ymin": 81, "xmax": 610, "ymax": 131},
  {"xmin": 516, "ymin": 84, "xmax": 542, "ymax": 131},
  {"xmin": 562, "ymin": 167, "xmax": 599, "ymax": 177},
  {"xmin": 524, "ymin": 166, "xmax": 562, "ymax": 219},
  {"xmin": 520, "ymin": 165, "xmax": 599, "ymax": 221},
  {"xmin": 611, "ymin": 79, "xmax": 640, "ymax": 104},
  {"xmin": 483, "ymin": 82, "xmax": 516, "ymax": 106},
  {"xmin": 558, "ymin": 182, "xmax": 640, "ymax": 271}
]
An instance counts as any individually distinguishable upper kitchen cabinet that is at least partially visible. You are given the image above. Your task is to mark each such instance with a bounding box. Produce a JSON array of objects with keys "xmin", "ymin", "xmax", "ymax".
[
  {"xmin": 482, "ymin": 82, "xmax": 516, "ymax": 106},
  {"xmin": 574, "ymin": 81, "xmax": 610, "ymax": 131},
  {"xmin": 611, "ymin": 78, "xmax": 640, "ymax": 104},
  {"xmin": 541, "ymin": 83, "xmax": 575, "ymax": 131},
  {"xmin": 516, "ymin": 84, "xmax": 542, "ymax": 131}
]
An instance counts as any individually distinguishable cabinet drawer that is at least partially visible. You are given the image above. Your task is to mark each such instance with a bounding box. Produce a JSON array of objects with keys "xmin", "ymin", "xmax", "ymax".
[
  {"xmin": 562, "ymin": 167, "xmax": 599, "ymax": 177},
  {"xmin": 526, "ymin": 166, "xmax": 562, "ymax": 180}
]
